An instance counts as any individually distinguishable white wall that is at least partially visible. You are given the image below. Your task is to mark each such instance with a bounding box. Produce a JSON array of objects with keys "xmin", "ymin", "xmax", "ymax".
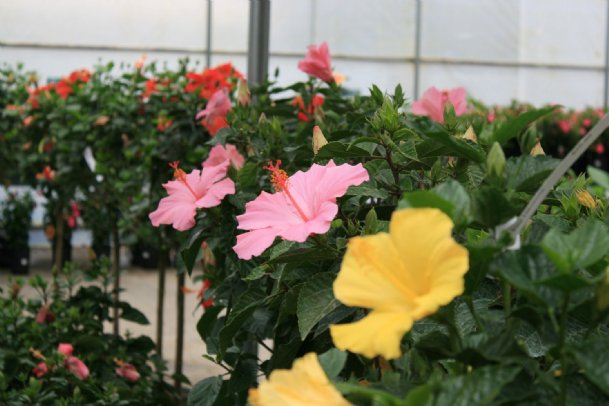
[{"xmin": 0, "ymin": 0, "xmax": 607, "ymax": 108}]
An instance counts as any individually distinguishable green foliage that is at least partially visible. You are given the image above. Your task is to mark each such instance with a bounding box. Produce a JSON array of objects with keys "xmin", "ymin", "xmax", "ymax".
[{"xmin": 0, "ymin": 261, "xmax": 179, "ymax": 404}]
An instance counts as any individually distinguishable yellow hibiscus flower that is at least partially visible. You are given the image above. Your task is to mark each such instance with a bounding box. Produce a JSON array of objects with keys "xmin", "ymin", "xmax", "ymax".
[
  {"xmin": 248, "ymin": 352, "xmax": 351, "ymax": 406},
  {"xmin": 330, "ymin": 208, "xmax": 469, "ymax": 359}
]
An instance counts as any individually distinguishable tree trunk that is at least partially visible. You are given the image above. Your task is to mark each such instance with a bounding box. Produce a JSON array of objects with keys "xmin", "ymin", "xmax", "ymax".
[
  {"xmin": 156, "ymin": 246, "xmax": 167, "ymax": 357},
  {"xmin": 174, "ymin": 270, "xmax": 185, "ymax": 392},
  {"xmin": 112, "ymin": 221, "xmax": 121, "ymax": 336},
  {"xmin": 52, "ymin": 203, "xmax": 65, "ymax": 292}
]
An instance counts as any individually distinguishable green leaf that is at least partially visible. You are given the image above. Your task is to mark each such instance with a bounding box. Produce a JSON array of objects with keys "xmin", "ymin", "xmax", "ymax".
[
  {"xmin": 317, "ymin": 348, "xmax": 347, "ymax": 379},
  {"xmin": 237, "ymin": 162, "xmax": 259, "ymax": 190},
  {"xmin": 218, "ymin": 289, "xmax": 266, "ymax": 354},
  {"xmin": 490, "ymin": 246, "xmax": 560, "ymax": 306},
  {"xmin": 587, "ymin": 166, "xmax": 609, "ymax": 190},
  {"xmin": 188, "ymin": 376, "xmax": 223, "ymax": 406},
  {"xmin": 346, "ymin": 185, "xmax": 389, "ymax": 200},
  {"xmin": 422, "ymin": 129, "xmax": 485, "ymax": 163},
  {"xmin": 541, "ymin": 218, "xmax": 609, "ymax": 273},
  {"xmin": 433, "ymin": 365, "xmax": 521, "ymax": 405},
  {"xmin": 315, "ymin": 141, "xmax": 371, "ymax": 160},
  {"xmin": 119, "ymin": 302, "xmax": 149, "ymax": 325},
  {"xmin": 493, "ymin": 105, "xmax": 558, "ymax": 145},
  {"xmin": 269, "ymin": 247, "xmax": 338, "ymax": 264},
  {"xmin": 505, "ymin": 155, "xmax": 559, "ymax": 192},
  {"xmin": 297, "ymin": 272, "xmax": 340, "ymax": 339},
  {"xmin": 571, "ymin": 337, "xmax": 609, "ymax": 397},
  {"xmin": 472, "ymin": 186, "xmax": 518, "ymax": 228}
]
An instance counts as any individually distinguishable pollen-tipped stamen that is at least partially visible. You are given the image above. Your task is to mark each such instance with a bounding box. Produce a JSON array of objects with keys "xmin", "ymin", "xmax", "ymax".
[
  {"xmin": 264, "ymin": 160, "xmax": 309, "ymax": 221},
  {"xmin": 169, "ymin": 161, "xmax": 200, "ymax": 199}
]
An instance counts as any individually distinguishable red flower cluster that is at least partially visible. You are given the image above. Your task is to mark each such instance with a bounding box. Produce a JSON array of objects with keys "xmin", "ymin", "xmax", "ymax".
[
  {"xmin": 292, "ymin": 94, "xmax": 325, "ymax": 122},
  {"xmin": 185, "ymin": 63, "xmax": 243, "ymax": 100},
  {"xmin": 27, "ymin": 69, "xmax": 91, "ymax": 108}
]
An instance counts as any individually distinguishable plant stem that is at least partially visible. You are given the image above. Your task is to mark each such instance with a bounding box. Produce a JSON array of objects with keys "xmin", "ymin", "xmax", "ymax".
[
  {"xmin": 502, "ymin": 280, "xmax": 512, "ymax": 318},
  {"xmin": 156, "ymin": 244, "xmax": 167, "ymax": 357},
  {"xmin": 112, "ymin": 218, "xmax": 120, "ymax": 336},
  {"xmin": 175, "ymin": 270, "xmax": 185, "ymax": 393},
  {"xmin": 558, "ymin": 293, "xmax": 571, "ymax": 406},
  {"xmin": 52, "ymin": 202, "xmax": 65, "ymax": 293}
]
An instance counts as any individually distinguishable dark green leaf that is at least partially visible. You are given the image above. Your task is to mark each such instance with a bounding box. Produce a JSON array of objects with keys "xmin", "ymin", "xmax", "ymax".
[
  {"xmin": 505, "ymin": 155, "xmax": 559, "ymax": 192},
  {"xmin": 297, "ymin": 272, "xmax": 340, "ymax": 339},
  {"xmin": 493, "ymin": 106, "xmax": 558, "ymax": 145},
  {"xmin": 318, "ymin": 349, "xmax": 347, "ymax": 379},
  {"xmin": 315, "ymin": 142, "xmax": 371, "ymax": 160},
  {"xmin": 188, "ymin": 376, "xmax": 223, "ymax": 406},
  {"xmin": 542, "ymin": 218, "xmax": 609, "ymax": 273},
  {"xmin": 422, "ymin": 129, "xmax": 485, "ymax": 163},
  {"xmin": 571, "ymin": 337, "xmax": 609, "ymax": 397},
  {"xmin": 269, "ymin": 247, "xmax": 338, "ymax": 264}
]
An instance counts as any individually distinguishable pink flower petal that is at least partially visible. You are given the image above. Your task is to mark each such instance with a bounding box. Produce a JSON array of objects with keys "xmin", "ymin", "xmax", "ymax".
[{"xmin": 233, "ymin": 228, "xmax": 280, "ymax": 260}]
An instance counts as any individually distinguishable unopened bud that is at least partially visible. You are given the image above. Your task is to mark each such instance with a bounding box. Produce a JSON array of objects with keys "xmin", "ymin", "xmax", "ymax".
[
  {"xmin": 364, "ymin": 208, "xmax": 378, "ymax": 235},
  {"xmin": 312, "ymin": 126, "xmax": 328, "ymax": 155},
  {"xmin": 575, "ymin": 189, "xmax": 596, "ymax": 209},
  {"xmin": 530, "ymin": 141, "xmax": 545, "ymax": 156},
  {"xmin": 486, "ymin": 142, "xmax": 505, "ymax": 177},
  {"xmin": 462, "ymin": 126, "xmax": 478, "ymax": 143},
  {"xmin": 237, "ymin": 79, "xmax": 250, "ymax": 107}
]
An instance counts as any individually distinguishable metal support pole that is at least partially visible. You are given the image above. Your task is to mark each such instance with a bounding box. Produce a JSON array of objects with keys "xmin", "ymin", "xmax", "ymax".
[
  {"xmin": 206, "ymin": 0, "xmax": 212, "ymax": 68},
  {"xmin": 413, "ymin": 0, "xmax": 422, "ymax": 99},
  {"xmin": 247, "ymin": 0, "xmax": 271, "ymax": 85},
  {"xmin": 604, "ymin": 0, "xmax": 609, "ymax": 109}
]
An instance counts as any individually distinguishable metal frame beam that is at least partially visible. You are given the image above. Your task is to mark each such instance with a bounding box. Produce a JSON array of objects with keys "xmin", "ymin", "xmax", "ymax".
[{"xmin": 247, "ymin": 0, "xmax": 271, "ymax": 85}]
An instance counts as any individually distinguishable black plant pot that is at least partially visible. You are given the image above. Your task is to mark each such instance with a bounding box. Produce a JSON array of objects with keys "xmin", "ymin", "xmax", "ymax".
[
  {"xmin": 9, "ymin": 246, "xmax": 30, "ymax": 274},
  {"xmin": 131, "ymin": 243, "xmax": 166, "ymax": 269},
  {"xmin": 92, "ymin": 242, "xmax": 111, "ymax": 260}
]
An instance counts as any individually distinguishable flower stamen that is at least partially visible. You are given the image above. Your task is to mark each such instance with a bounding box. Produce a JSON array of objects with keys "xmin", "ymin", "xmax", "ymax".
[
  {"xmin": 169, "ymin": 161, "xmax": 200, "ymax": 199},
  {"xmin": 264, "ymin": 160, "xmax": 309, "ymax": 221}
]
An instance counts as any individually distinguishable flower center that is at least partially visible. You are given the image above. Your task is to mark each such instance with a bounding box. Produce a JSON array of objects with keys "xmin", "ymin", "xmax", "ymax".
[
  {"xmin": 169, "ymin": 161, "xmax": 201, "ymax": 199},
  {"xmin": 264, "ymin": 160, "xmax": 309, "ymax": 222}
]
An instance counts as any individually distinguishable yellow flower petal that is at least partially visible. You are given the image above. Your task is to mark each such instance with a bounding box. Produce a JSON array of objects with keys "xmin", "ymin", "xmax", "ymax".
[
  {"xmin": 249, "ymin": 353, "xmax": 351, "ymax": 406},
  {"xmin": 330, "ymin": 208, "xmax": 469, "ymax": 359},
  {"xmin": 389, "ymin": 208, "xmax": 454, "ymax": 295},
  {"xmin": 333, "ymin": 234, "xmax": 416, "ymax": 312},
  {"xmin": 330, "ymin": 311, "xmax": 413, "ymax": 360}
]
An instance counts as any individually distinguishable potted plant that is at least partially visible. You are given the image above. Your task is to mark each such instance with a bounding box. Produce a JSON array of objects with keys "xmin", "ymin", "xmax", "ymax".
[{"xmin": 0, "ymin": 191, "xmax": 34, "ymax": 274}]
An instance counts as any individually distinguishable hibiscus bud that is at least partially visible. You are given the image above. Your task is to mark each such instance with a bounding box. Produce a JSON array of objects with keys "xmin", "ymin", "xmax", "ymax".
[
  {"xmin": 57, "ymin": 343, "xmax": 74, "ymax": 356},
  {"xmin": 530, "ymin": 141, "xmax": 545, "ymax": 156},
  {"xmin": 331, "ymin": 219, "xmax": 343, "ymax": 229},
  {"xmin": 202, "ymin": 241, "xmax": 216, "ymax": 267},
  {"xmin": 237, "ymin": 79, "xmax": 250, "ymax": 107},
  {"xmin": 575, "ymin": 189, "xmax": 596, "ymax": 209},
  {"xmin": 364, "ymin": 208, "xmax": 378, "ymax": 235},
  {"xmin": 312, "ymin": 126, "xmax": 328, "ymax": 155},
  {"xmin": 65, "ymin": 356, "xmax": 89, "ymax": 380},
  {"xmin": 486, "ymin": 142, "xmax": 505, "ymax": 177},
  {"xmin": 11, "ymin": 282, "xmax": 21, "ymax": 299},
  {"xmin": 462, "ymin": 126, "xmax": 477, "ymax": 143},
  {"xmin": 32, "ymin": 362, "xmax": 48, "ymax": 378},
  {"xmin": 94, "ymin": 115, "xmax": 110, "ymax": 126}
]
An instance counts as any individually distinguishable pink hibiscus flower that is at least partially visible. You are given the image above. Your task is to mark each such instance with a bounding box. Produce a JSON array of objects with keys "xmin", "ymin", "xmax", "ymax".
[
  {"xmin": 233, "ymin": 160, "xmax": 369, "ymax": 260},
  {"xmin": 65, "ymin": 355, "xmax": 89, "ymax": 380},
  {"xmin": 32, "ymin": 362, "xmax": 48, "ymax": 378},
  {"xmin": 411, "ymin": 86, "xmax": 468, "ymax": 124},
  {"xmin": 203, "ymin": 144, "xmax": 245, "ymax": 170},
  {"xmin": 196, "ymin": 89, "xmax": 232, "ymax": 136},
  {"xmin": 298, "ymin": 42, "xmax": 334, "ymax": 83},
  {"xmin": 115, "ymin": 361, "xmax": 141, "ymax": 382},
  {"xmin": 149, "ymin": 161, "xmax": 235, "ymax": 231},
  {"xmin": 57, "ymin": 343, "xmax": 73, "ymax": 356}
]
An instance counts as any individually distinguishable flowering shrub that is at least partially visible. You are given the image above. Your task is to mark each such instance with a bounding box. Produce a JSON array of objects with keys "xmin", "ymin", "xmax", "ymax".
[
  {"xmin": 0, "ymin": 261, "xmax": 179, "ymax": 404},
  {"xmin": 2, "ymin": 41, "xmax": 609, "ymax": 405}
]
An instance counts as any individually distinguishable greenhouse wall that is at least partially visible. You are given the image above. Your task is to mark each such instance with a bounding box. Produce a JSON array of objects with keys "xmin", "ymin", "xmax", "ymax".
[{"xmin": 1, "ymin": 0, "xmax": 607, "ymax": 107}]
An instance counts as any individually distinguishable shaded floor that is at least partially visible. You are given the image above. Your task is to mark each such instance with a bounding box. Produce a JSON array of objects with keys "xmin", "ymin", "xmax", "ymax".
[{"xmin": 0, "ymin": 247, "xmax": 224, "ymax": 386}]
